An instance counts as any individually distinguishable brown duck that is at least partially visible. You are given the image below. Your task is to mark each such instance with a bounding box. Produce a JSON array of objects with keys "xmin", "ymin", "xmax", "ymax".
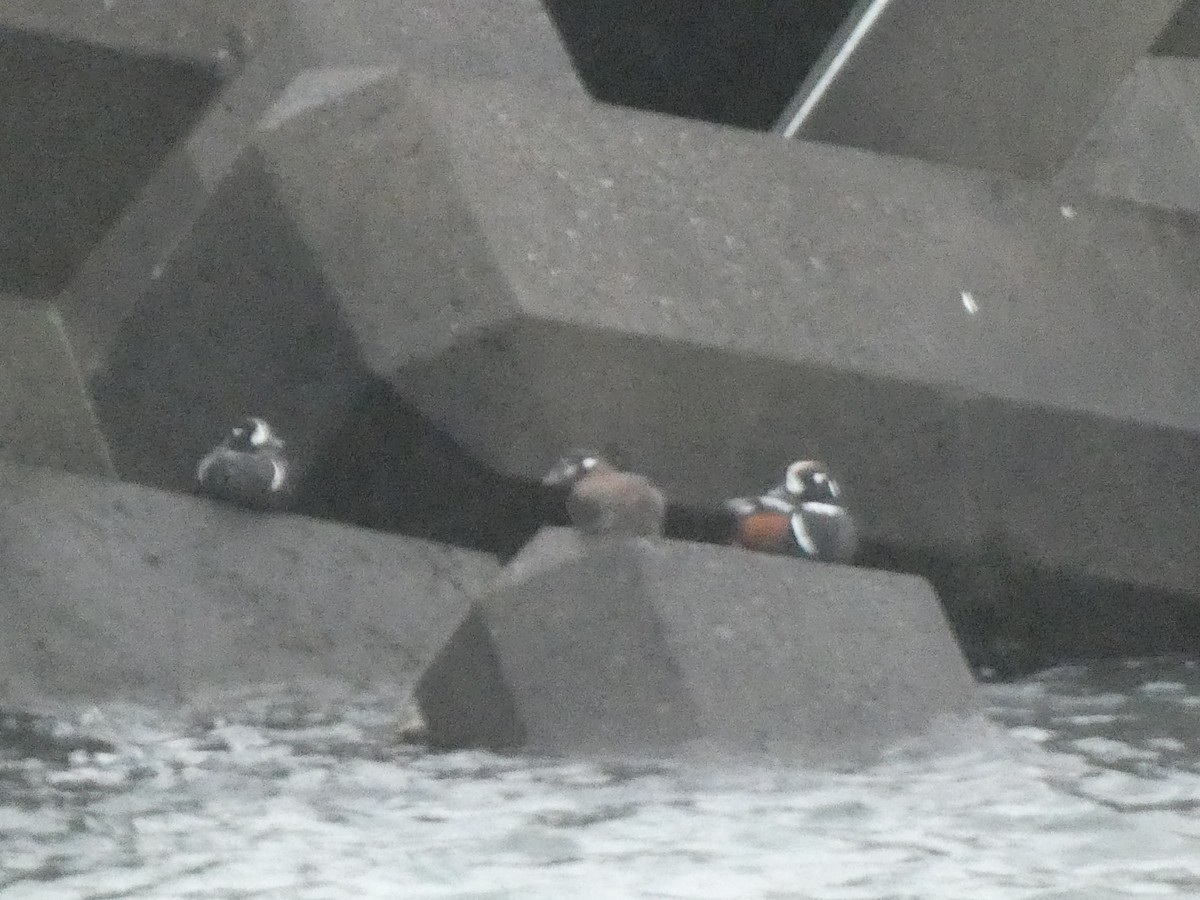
[{"xmin": 542, "ymin": 451, "xmax": 666, "ymax": 537}]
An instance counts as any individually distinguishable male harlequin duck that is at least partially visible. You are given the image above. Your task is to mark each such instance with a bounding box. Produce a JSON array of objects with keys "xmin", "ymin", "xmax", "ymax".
[
  {"xmin": 727, "ymin": 459, "xmax": 857, "ymax": 563},
  {"xmin": 195, "ymin": 416, "xmax": 291, "ymax": 510},
  {"xmin": 542, "ymin": 451, "xmax": 666, "ymax": 537}
]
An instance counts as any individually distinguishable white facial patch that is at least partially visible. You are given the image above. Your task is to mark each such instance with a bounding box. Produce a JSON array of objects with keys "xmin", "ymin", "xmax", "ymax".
[
  {"xmin": 581, "ymin": 457, "xmax": 598, "ymax": 471},
  {"xmin": 828, "ymin": 479, "xmax": 841, "ymax": 498},
  {"xmin": 249, "ymin": 418, "xmax": 271, "ymax": 448},
  {"xmin": 784, "ymin": 464, "xmax": 805, "ymax": 495}
]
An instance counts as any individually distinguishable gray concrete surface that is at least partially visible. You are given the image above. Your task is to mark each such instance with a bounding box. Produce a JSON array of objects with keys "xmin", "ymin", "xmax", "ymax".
[
  {"xmin": 776, "ymin": 0, "xmax": 1185, "ymax": 179},
  {"xmin": 0, "ymin": 22, "xmax": 228, "ymax": 299},
  {"xmin": 1154, "ymin": 0, "xmax": 1200, "ymax": 57},
  {"xmin": 85, "ymin": 150, "xmax": 375, "ymax": 493},
  {"xmin": 241, "ymin": 73, "xmax": 1200, "ymax": 598},
  {"xmin": 52, "ymin": 0, "xmax": 582, "ymax": 374},
  {"xmin": 1056, "ymin": 57, "xmax": 1200, "ymax": 214},
  {"xmin": 417, "ymin": 529, "xmax": 980, "ymax": 762},
  {"xmin": 284, "ymin": 0, "xmax": 580, "ymax": 88},
  {"xmin": 0, "ymin": 300, "xmax": 113, "ymax": 478},
  {"xmin": 1, "ymin": 0, "xmax": 280, "ymax": 63},
  {"xmin": 0, "ymin": 459, "xmax": 497, "ymax": 707}
]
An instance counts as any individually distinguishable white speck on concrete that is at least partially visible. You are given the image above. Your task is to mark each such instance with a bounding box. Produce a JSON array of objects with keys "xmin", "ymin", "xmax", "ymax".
[
  {"xmin": 961, "ymin": 291, "xmax": 978, "ymax": 315},
  {"xmin": 1060, "ymin": 205, "xmax": 1077, "ymax": 220},
  {"xmin": 599, "ymin": 178, "xmax": 614, "ymax": 189},
  {"xmin": 150, "ymin": 265, "xmax": 164, "ymax": 280},
  {"xmin": 808, "ymin": 256, "xmax": 826, "ymax": 271}
]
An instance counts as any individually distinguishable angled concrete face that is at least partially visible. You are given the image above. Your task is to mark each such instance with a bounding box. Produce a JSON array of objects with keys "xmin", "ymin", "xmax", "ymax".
[
  {"xmin": 0, "ymin": 460, "xmax": 497, "ymax": 706},
  {"xmin": 252, "ymin": 73, "xmax": 1200, "ymax": 595},
  {"xmin": 0, "ymin": 299, "xmax": 112, "ymax": 477},
  {"xmin": 1056, "ymin": 57, "xmax": 1200, "ymax": 214},
  {"xmin": 1154, "ymin": 0, "xmax": 1200, "ymax": 57},
  {"xmin": 283, "ymin": 0, "xmax": 581, "ymax": 89},
  {"xmin": 963, "ymin": 399, "xmax": 1200, "ymax": 597},
  {"xmin": 1, "ymin": 0, "xmax": 280, "ymax": 62},
  {"xmin": 0, "ymin": 18, "xmax": 235, "ymax": 299},
  {"xmin": 59, "ymin": 0, "xmax": 581, "ymax": 376},
  {"xmin": 416, "ymin": 529, "xmax": 980, "ymax": 762},
  {"xmin": 86, "ymin": 150, "xmax": 374, "ymax": 493},
  {"xmin": 777, "ymin": 0, "xmax": 1186, "ymax": 179},
  {"xmin": 56, "ymin": 1, "xmax": 298, "ymax": 378}
]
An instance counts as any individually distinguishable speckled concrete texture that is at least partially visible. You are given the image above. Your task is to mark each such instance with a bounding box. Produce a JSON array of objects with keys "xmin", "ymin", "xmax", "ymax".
[
  {"xmin": 233, "ymin": 72, "xmax": 1200, "ymax": 603},
  {"xmin": 417, "ymin": 529, "xmax": 980, "ymax": 761},
  {"xmin": 0, "ymin": 299, "xmax": 113, "ymax": 477},
  {"xmin": 0, "ymin": 459, "xmax": 497, "ymax": 706}
]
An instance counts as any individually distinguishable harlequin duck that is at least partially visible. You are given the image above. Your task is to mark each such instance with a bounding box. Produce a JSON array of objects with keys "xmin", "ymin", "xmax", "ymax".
[
  {"xmin": 195, "ymin": 416, "xmax": 291, "ymax": 510},
  {"xmin": 727, "ymin": 459, "xmax": 857, "ymax": 563},
  {"xmin": 542, "ymin": 451, "xmax": 666, "ymax": 537}
]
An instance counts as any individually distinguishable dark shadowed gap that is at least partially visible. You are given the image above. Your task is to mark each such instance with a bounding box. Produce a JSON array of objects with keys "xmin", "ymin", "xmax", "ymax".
[
  {"xmin": 541, "ymin": 0, "xmax": 858, "ymax": 129},
  {"xmin": 289, "ymin": 349, "xmax": 1200, "ymax": 682},
  {"xmin": 0, "ymin": 28, "xmax": 226, "ymax": 298},
  {"xmin": 295, "ymin": 376, "xmax": 742, "ymax": 561},
  {"xmin": 1153, "ymin": 0, "xmax": 1200, "ymax": 57},
  {"xmin": 295, "ymin": 378, "xmax": 561, "ymax": 562},
  {"xmin": 294, "ymin": 384, "xmax": 1200, "ymax": 682},
  {"xmin": 858, "ymin": 538, "xmax": 1200, "ymax": 680}
]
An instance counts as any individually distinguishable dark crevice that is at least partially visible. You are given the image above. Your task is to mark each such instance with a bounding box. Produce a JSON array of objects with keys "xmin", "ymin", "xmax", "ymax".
[
  {"xmin": 0, "ymin": 28, "xmax": 227, "ymax": 297},
  {"xmin": 541, "ymin": 0, "xmax": 858, "ymax": 129},
  {"xmin": 858, "ymin": 538, "xmax": 1200, "ymax": 681},
  {"xmin": 294, "ymin": 379, "xmax": 561, "ymax": 562},
  {"xmin": 1153, "ymin": 0, "xmax": 1200, "ymax": 58},
  {"xmin": 292, "ymin": 381, "xmax": 1200, "ymax": 682}
]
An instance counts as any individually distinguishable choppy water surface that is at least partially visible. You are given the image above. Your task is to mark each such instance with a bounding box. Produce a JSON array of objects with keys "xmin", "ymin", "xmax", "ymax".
[{"xmin": 4, "ymin": 660, "xmax": 1200, "ymax": 899}]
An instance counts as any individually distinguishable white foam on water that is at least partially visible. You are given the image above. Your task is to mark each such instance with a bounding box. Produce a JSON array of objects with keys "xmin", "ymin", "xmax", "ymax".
[{"xmin": 5, "ymin": 662, "xmax": 1200, "ymax": 898}]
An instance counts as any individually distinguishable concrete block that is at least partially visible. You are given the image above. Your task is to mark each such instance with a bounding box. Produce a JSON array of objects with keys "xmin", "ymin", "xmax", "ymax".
[
  {"xmin": 57, "ymin": 0, "xmax": 581, "ymax": 377},
  {"xmin": 0, "ymin": 459, "xmax": 497, "ymax": 706},
  {"xmin": 0, "ymin": 299, "xmax": 112, "ymax": 477},
  {"xmin": 0, "ymin": 7, "xmax": 252, "ymax": 299},
  {"xmin": 283, "ymin": 0, "xmax": 581, "ymax": 89},
  {"xmin": 1055, "ymin": 57, "xmax": 1200, "ymax": 214},
  {"xmin": 776, "ymin": 0, "xmax": 1186, "ymax": 179},
  {"xmin": 243, "ymin": 72, "xmax": 1200, "ymax": 604},
  {"xmin": 1154, "ymin": 0, "xmax": 1200, "ymax": 57},
  {"xmin": 85, "ymin": 150, "xmax": 375, "ymax": 493},
  {"xmin": 416, "ymin": 529, "xmax": 981, "ymax": 762},
  {"xmin": 1, "ymin": 0, "xmax": 279, "ymax": 63}
]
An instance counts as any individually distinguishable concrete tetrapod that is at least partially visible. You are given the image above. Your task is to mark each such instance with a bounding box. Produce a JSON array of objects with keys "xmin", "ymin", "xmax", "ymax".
[
  {"xmin": 0, "ymin": 459, "xmax": 497, "ymax": 708},
  {"xmin": 243, "ymin": 72, "xmax": 1200, "ymax": 604},
  {"xmin": 417, "ymin": 528, "xmax": 982, "ymax": 763}
]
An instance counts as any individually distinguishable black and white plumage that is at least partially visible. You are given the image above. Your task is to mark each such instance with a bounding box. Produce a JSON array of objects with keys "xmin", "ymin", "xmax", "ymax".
[
  {"xmin": 195, "ymin": 416, "xmax": 291, "ymax": 510},
  {"xmin": 542, "ymin": 450, "xmax": 666, "ymax": 537},
  {"xmin": 727, "ymin": 459, "xmax": 857, "ymax": 563}
]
